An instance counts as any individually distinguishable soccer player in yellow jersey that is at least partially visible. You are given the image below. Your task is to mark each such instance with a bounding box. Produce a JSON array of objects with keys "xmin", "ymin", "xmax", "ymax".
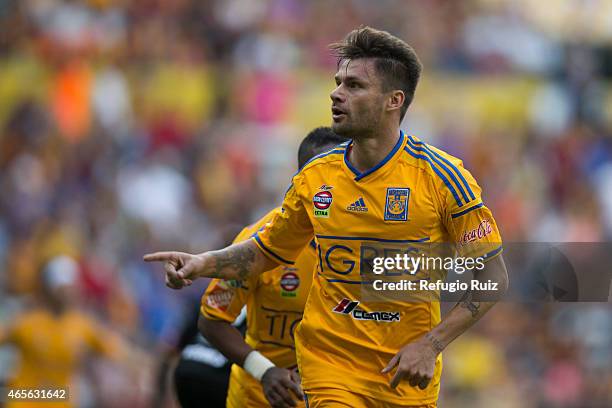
[
  {"xmin": 145, "ymin": 27, "xmax": 509, "ymax": 407},
  {"xmin": 199, "ymin": 127, "xmax": 348, "ymax": 408},
  {"xmin": 0, "ymin": 256, "xmax": 126, "ymax": 408}
]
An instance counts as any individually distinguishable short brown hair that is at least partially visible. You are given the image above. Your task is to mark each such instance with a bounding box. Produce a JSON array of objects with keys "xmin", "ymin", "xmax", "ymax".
[{"xmin": 329, "ymin": 26, "xmax": 422, "ymax": 121}]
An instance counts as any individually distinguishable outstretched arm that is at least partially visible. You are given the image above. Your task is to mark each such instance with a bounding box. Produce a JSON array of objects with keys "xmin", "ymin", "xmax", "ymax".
[
  {"xmin": 382, "ymin": 255, "xmax": 509, "ymax": 389},
  {"xmin": 144, "ymin": 239, "xmax": 279, "ymax": 289}
]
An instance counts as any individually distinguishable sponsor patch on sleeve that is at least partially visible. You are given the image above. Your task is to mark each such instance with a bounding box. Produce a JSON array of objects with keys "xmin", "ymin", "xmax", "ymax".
[{"xmin": 205, "ymin": 281, "xmax": 235, "ymax": 311}]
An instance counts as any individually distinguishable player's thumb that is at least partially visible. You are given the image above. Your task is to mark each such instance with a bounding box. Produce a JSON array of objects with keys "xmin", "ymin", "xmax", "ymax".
[{"xmin": 381, "ymin": 354, "xmax": 399, "ymax": 374}]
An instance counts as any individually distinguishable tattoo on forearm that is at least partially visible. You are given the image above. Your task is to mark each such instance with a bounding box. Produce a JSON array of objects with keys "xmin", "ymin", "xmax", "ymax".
[
  {"xmin": 212, "ymin": 246, "xmax": 256, "ymax": 279},
  {"xmin": 425, "ymin": 332, "xmax": 445, "ymax": 354},
  {"xmin": 459, "ymin": 290, "xmax": 481, "ymax": 318}
]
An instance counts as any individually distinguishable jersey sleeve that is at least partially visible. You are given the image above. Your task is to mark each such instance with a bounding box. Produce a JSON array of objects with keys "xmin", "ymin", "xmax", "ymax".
[
  {"xmin": 439, "ymin": 160, "xmax": 503, "ymax": 261},
  {"xmin": 252, "ymin": 176, "xmax": 314, "ymax": 265},
  {"xmin": 200, "ymin": 222, "xmax": 259, "ymax": 322},
  {"xmin": 200, "ymin": 277, "xmax": 251, "ymax": 322}
]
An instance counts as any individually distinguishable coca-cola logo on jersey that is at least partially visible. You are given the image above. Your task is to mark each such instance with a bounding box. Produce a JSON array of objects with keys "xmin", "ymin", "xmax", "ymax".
[{"xmin": 460, "ymin": 220, "xmax": 492, "ymax": 245}]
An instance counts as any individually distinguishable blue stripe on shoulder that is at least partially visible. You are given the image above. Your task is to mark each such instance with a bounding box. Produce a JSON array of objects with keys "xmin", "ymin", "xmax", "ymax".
[
  {"xmin": 451, "ymin": 202, "xmax": 483, "ymax": 219},
  {"xmin": 407, "ymin": 135, "xmax": 475, "ymax": 201},
  {"xmin": 300, "ymin": 148, "xmax": 345, "ymax": 171},
  {"xmin": 405, "ymin": 137, "xmax": 471, "ymax": 203},
  {"xmin": 403, "ymin": 147, "xmax": 464, "ymax": 207}
]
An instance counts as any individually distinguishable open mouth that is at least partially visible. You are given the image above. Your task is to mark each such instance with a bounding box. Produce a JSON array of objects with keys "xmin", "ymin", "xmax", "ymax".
[{"xmin": 332, "ymin": 106, "xmax": 347, "ymax": 121}]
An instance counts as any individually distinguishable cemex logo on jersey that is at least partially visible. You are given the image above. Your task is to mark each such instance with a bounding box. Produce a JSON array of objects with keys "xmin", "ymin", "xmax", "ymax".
[{"xmin": 332, "ymin": 298, "xmax": 400, "ymax": 323}]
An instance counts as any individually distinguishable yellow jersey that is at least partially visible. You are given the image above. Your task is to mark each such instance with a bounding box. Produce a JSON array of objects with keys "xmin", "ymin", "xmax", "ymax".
[
  {"xmin": 1, "ymin": 309, "xmax": 122, "ymax": 408},
  {"xmin": 201, "ymin": 206, "xmax": 316, "ymax": 369},
  {"xmin": 253, "ymin": 131, "xmax": 503, "ymax": 405}
]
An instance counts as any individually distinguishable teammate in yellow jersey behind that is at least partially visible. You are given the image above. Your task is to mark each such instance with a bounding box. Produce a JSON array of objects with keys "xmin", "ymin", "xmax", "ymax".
[
  {"xmin": 145, "ymin": 27, "xmax": 509, "ymax": 408},
  {"xmin": 0, "ymin": 256, "xmax": 145, "ymax": 408},
  {"xmin": 199, "ymin": 127, "xmax": 348, "ymax": 408}
]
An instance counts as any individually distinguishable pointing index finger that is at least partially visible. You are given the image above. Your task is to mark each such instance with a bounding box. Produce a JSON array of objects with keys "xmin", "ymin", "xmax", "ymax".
[{"xmin": 143, "ymin": 252, "xmax": 176, "ymax": 262}]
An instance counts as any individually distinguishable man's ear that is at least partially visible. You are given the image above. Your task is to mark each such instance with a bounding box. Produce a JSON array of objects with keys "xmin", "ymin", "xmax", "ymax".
[{"xmin": 387, "ymin": 90, "xmax": 405, "ymax": 114}]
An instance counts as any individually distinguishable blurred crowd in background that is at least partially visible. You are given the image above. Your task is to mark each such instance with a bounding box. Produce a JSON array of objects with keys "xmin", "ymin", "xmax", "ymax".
[{"xmin": 0, "ymin": 0, "xmax": 611, "ymax": 407}]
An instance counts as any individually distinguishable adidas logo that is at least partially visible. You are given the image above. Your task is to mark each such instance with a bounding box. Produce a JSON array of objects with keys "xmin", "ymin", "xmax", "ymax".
[{"xmin": 347, "ymin": 197, "xmax": 368, "ymax": 212}]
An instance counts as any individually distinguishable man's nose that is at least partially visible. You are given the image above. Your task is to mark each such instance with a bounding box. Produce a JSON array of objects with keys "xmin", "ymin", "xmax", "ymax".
[{"xmin": 330, "ymin": 85, "xmax": 344, "ymax": 103}]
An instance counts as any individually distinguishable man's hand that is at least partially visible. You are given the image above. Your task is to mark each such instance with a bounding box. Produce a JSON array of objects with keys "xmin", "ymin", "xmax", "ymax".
[
  {"xmin": 145, "ymin": 241, "xmax": 277, "ymax": 286},
  {"xmin": 381, "ymin": 334, "xmax": 439, "ymax": 389},
  {"xmin": 261, "ymin": 367, "xmax": 304, "ymax": 408},
  {"xmin": 143, "ymin": 251, "xmax": 207, "ymax": 289}
]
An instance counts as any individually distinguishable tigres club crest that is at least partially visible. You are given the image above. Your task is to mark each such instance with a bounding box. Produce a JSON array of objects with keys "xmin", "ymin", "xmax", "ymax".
[{"xmin": 384, "ymin": 187, "xmax": 410, "ymax": 221}]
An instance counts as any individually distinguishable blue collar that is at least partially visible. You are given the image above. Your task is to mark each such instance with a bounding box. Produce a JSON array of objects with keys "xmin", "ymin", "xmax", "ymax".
[{"xmin": 344, "ymin": 131, "xmax": 405, "ymax": 181}]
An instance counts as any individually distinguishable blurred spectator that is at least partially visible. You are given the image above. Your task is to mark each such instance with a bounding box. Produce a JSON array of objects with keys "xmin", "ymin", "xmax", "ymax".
[{"xmin": 0, "ymin": 255, "xmax": 151, "ymax": 408}]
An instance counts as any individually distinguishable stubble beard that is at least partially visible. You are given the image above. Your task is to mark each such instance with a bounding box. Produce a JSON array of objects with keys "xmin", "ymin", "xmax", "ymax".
[
  {"xmin": 332, "ymin": 116, "xmax": 376, "ymax": 141},
  {"xmin": 331, "ymin": 120, "xmax": 350, "ymax": 137}
]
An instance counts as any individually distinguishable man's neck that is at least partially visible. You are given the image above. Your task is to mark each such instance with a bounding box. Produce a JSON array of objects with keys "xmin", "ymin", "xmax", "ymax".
[{"xmin": 349, "ymin": 126, "xmax": 401, "ymax": 173}]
